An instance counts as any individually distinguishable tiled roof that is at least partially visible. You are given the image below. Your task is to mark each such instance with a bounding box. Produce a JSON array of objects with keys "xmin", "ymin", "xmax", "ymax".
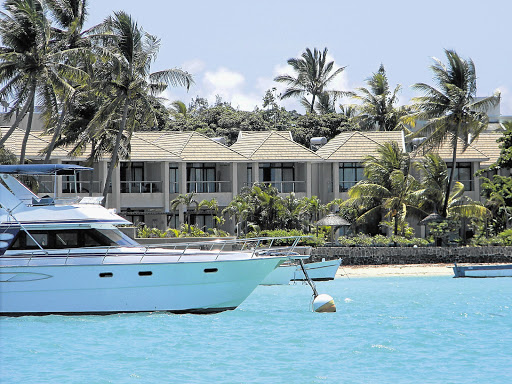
[
  {"xmin": 412, "ymin": 133, "xmax": 489, "ymax": 162},
  {"xmin": 137, "ymin": 131, "xmax": 247, "ymax": 161},
  {"xmin": 0, "ymin": 127, "xmax": 71, "ymax": 159},
  {"xmin": 316, "ymin": 131, "xmax": 405, "ymax": 161},
  {"xmin": 1, "ymin": 128, "xmax": 248, "ymax": 162},
  {"xmin": 470, "ymin": 133, "xmax": 503, "ymax": 167},
  {"xmin": 230, "ymin": 131, "xmax": 323, "ymax": 161}
]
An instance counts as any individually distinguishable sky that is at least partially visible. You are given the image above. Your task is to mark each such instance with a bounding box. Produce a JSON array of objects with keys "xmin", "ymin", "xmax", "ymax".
[{"xmin": 86, "ymin": 0, "xmax": 512, "ymax": 116}]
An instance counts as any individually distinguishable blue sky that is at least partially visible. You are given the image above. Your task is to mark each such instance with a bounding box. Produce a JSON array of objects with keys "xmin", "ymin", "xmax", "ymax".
[{"xmin": 87, "ymin": 0, "xmax": 512, "ymax": 116}]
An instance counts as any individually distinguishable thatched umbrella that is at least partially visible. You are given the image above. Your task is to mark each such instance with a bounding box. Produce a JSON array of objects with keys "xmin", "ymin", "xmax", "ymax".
[
  {"xmin": 418, "ymin": 213, "xmax": 444, "ymax": 226},
  {"xmin": 315, "ymin": 214, "xmax": 351, "ymax": 244}
]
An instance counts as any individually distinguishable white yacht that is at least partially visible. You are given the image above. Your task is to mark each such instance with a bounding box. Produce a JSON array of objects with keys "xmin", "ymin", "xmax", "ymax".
[{"xmin": 0, "ymin": 165, "xmax": 300, "ymax": 315}]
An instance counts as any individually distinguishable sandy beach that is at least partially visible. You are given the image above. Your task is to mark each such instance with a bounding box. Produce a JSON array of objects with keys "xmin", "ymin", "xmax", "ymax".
[{"xmin": 336, "ymin": 263, "xmax": 456, "ymax": 278}]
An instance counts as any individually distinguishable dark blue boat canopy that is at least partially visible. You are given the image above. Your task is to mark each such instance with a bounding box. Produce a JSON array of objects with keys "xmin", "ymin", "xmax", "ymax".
[{"xmin": 0, "ymin": 164, "xmax": 93, "ymax": 175}]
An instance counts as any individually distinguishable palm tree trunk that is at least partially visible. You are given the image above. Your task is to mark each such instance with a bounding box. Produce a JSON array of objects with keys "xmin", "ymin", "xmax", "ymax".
[
  {"xmin": 102, "ymin": 97, "xmax": 130, "ymax": 206},
  {"xmin": 0, "ymin": 83, "xmax": 36, "ymax": 147},
  {"xmin": 442, "ymin": 133, "xmax": 459, "ymax": 217},
  {"xmin": 44, "ymin": 101, "xmax": 68, "ymax": 163},
  {"xmin": 19, "ymin": 96, "xmax": 35, "ymax": 164},
  {"xmin": 310, "ymin": 94, "xmax": 316, "ymax": 114},
  {"xmin": 394, "ymin": 214, "xmax": 399, "ymax": 236}
]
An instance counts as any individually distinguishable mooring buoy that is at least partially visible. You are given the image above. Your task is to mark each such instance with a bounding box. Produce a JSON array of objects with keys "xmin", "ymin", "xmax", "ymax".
[
  {"xmin": 313, "ymin": 293, "xmax": 336, "ymax": 312},
  {"xmin": 297, "ymin": 259, "xmax": 336, "ymax": 313}
]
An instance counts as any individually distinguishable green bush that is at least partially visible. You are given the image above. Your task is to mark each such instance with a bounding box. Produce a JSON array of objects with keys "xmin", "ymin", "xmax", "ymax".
[
  {"xmin": 337, "ymin": 233, "xmax": 432, "ymax": 247},
  {"xmin": 243, "ymin": 229, "xmax": 324, "ymax": 246},
  {"xmin": 498, "ymin": 229, "xmax": 512, "ymax": 246}
]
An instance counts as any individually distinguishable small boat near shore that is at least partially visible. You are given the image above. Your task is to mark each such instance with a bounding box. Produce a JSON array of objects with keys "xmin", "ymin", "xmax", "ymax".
[
  {"xmin": 261, "ymin": 258, "xmax": 342, "ymax": 285},
  {"xmin": 453, "ymin": 263, "xmax": 512, "ymax": 278},
  {"xmin": 0, "ymin": 165, "xmax": 303, "ymax": 315}
]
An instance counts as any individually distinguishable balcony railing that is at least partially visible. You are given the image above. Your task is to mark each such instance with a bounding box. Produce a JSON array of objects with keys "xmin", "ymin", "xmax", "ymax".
[
  {"xmin": 245, "ymin": 181, "xmax": 306, "ymax": 193},
  {"xmin": 187, "ymin": 181, "xmax": 232, "ymax": 193},
  {"xmin": 62, "ymin": 180, "xmax": 102, "ymax": 194},
  {"xmin": 121, "ymin": 181, "xmax": 162, "ymax": 193}
]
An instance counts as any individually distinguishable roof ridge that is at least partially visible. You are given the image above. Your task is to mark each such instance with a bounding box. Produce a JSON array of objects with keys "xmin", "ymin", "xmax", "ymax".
[
  {"xmin": 249, "ymin": 131, "xmax": 273, "ymax": 157},
  {"xmin": 134, "ymin": 132, "xmax": 182, "ymax": 158},
  {"xmin": 187, "ymin": 131, "xmax": 250, "ymax": 159},
  {"xmin": 324, "ymin": 131, "xmax": 357, "ymax": 160}
]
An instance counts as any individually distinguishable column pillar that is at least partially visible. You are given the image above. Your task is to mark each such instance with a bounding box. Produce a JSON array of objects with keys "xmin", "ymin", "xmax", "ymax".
[
  {"xmin": 333, "ymin": 162, "xmax": 340, "ymax": 200},
  {"xmin": 253, "ymin": 162, "xmax": 259, "ymax": 183},
  {"xmin": 306, "ymin": 162, "xmax": 312, "ymax": 197},
  {"xmin": 178, "ymin": 162, "xmax": 187, "ymax": 225},
  {"xmin": 162, "ymin": 161, "xmax": 170, "ymax": 212},
  {"xmin": 231, "ymin": 162, "xmax": 238, "ymax": 197}
]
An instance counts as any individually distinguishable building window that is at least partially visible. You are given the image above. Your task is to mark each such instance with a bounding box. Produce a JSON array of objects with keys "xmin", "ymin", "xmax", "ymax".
[
  {"xmin": 189, "ymin": 214, "xmax": 214, "ymax": 230},
  {"xmin": 187, "ymin": 163, "xmax": 216, "ymax": 193},
  {"xmin": 259, "ymin": 163, "xmax": 294, "ymax": 193},
  {"xmin": 447, "ymin": 162, "xmax": 473, "ymax": 191},
  {"xmin": 121, "ymin": 162, "xmax": 144, "ymax": 193},
  {"xmin": 339, "ymin": 162, "xmax": 364, "ymax": 192},
  {"xmin": 169, "ymin": 164, "xmax": 179, "ymax": 193}
]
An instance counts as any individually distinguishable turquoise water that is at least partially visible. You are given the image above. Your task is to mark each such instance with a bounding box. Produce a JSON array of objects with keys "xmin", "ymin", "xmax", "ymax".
[{"xmin": 1, "ymin": 276, "xmax": 511, "ymax": 383}]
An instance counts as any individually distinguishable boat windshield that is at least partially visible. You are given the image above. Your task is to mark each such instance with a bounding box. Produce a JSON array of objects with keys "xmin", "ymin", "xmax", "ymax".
[{"xmin": 8, "ymin": 227, "xmax": 139, "ymax": 251}]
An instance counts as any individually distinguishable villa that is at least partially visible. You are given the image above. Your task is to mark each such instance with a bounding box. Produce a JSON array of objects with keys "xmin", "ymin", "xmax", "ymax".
[{"xmin": 0, "ymin": 112, "xmax": 508, "ymax": 234}]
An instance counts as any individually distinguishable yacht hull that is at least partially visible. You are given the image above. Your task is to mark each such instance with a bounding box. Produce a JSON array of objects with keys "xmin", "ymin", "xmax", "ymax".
[
  {"xmin": 261, "ymin": 258, "xmax": 342, "ymax": 285},
  {"xmin": 0, "ymin": 257, "xmax": 282, "ymax": 315}
]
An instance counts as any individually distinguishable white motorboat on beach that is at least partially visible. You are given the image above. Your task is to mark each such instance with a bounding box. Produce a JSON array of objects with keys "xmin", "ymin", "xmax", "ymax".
[
  {"xmin": 261, "ymin": 258, "xmax": 342, "ymax": 285},
  {"xmin": 0, "ymin": 165, "xmax": 303, "ymax": 315},
  {"xmin": 453, "ymin": 263, "xmax": 512, "ymax": 278}
]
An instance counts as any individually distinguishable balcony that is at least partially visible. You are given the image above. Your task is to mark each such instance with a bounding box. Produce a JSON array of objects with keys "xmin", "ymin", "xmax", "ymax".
[
  {"xmin": 187, "ymin": 181, "xmax": 232, "ymax": 193},
  {"xmin": 121, "ymin": 181, "xmax": 163, "ymax": 193}
]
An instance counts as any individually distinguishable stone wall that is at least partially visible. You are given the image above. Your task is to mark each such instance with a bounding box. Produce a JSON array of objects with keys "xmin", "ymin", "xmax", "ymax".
[{"xmin": 311, "ymin": 246, "xmax": 512, "ymax": 265}]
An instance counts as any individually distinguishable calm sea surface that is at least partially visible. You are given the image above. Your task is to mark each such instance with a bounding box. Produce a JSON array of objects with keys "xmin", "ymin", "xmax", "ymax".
[{"xmin": 1, "ymin": 276, "xmax": 511, "ymax": 384}]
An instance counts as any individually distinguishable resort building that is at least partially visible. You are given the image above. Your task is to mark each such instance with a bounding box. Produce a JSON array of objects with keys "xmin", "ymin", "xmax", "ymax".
[{"xmin": 0, "ymin": 114, "xmax": 508, "ymax": 234}]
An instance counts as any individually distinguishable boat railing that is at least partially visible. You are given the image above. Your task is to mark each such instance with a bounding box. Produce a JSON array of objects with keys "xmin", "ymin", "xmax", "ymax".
[{"xmin": 5, "ymin": 236, "xmax": 310, "ymax": 266}]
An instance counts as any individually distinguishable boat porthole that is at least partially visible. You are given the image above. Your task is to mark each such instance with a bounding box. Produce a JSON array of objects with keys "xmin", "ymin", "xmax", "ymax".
[
  {"xmin": 204, "ymin": 268, "xmax": 218, "ymax": 273},
  {"xmin": 99, "ymin": 272, "xmax": 113, "ymax": 278},
  {"xmin": 138, "ymin": 271, "xmax": 152, "ymax": 276}
]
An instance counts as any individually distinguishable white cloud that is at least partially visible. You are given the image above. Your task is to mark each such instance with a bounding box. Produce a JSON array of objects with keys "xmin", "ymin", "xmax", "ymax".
[
  {"xmin": 203, "ymin": 68, "xmax": 245, "ymax": 92},
  {"xmin": 181, "ymin": 59, "xmax": 206, "ymax": 74}
]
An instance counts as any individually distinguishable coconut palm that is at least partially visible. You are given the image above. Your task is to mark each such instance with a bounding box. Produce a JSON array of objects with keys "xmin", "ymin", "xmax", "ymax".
[
  {"xmin": 415, "ymin": 153, "xmax": 490, "ymax": 221},
  {"xmin": 196, "ymin": 198, "xmax": 219, "ymax": 229},
  {"xmin": 90, "ymin": 11, "xmax": 193, "ymax": 204},
  {"xmin": 274, "ymin": 47, "xmax": 348, "ymax": 114},
  {"xmin": 42, "ymin": 0, "xmax": 97, "ymax": 163},
  {"xmin": 170, "ymin": 192, "xmax": 199, "ymax": 227},
  {"xmin": 0, "ymin": 0, "xmax": 85, "ymax": 163},
  {"xmin": 407, "ymin": 49, "xmax": 500, "ymax": 217},
  {"xmin": 352, "ymin": 64, "xmax": 408, "ymax": 131},
  {"xmin": 222, "ymin": 196, "xmax": 251, "ymax": 235},
  {"xmin": 343, "ymin": 141, "xmax": 425, "ymax": 235}
]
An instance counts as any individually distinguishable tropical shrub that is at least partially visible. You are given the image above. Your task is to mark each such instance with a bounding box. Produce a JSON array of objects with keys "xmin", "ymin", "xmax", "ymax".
[{"xmin": 243, "ymin": 229, "xmax": 324, "ymax": 246}]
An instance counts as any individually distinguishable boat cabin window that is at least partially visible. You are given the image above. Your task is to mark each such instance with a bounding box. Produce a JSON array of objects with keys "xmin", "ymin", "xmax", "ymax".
[{"xmin": 8, "ymin": 228, "xmax": 138, "ymax": 250}]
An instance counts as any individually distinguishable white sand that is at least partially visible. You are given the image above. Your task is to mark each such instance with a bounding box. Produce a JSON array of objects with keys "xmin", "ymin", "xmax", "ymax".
[{"xmin": 336, "ymin": 263, "xmax": 455, "ymax": 278}]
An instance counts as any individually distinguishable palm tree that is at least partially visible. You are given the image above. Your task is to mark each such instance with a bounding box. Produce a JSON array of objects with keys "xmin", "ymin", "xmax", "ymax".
[
  {"xmin": 196, "ymin": 198, "xmax": 219, "ymax": 229},
  {"xmin": 343, "ymin": 141, "xmax": 425, "ymax": 235},
  {"xmin": 407, "ymin": 49, "xmax": 500, "ymax": 217},
  {"xmin": 91, "ymin": 11, "xmax": 193, "ymax": 205},
  {"xmin": 170, "ymin": 192, "xmax": 199, "ymax": 227},
  {"xmin": 346, "ymin": 169, "xmax": 424, "ymax": 236},
  {"xmin": 222, "ymin": 196, "xmax": 250, "ymax": 235},
  {"xmin": 43, "ymin": 0, "xmax": 96, "ymax": 163},
  {"xmin": 415, "ymin": 153, "xmax": 490, "ymax": 221},
  {"xmin": 0, "ymin": 0, "xmax": 85, "ymax": 163},
  {"xmin": 352, "ymin": 64, "xmax": 408, "ymax": 131},
  {"xmin": 274, "ymin": 47, "xmax": 348, "ymax": 114}
]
